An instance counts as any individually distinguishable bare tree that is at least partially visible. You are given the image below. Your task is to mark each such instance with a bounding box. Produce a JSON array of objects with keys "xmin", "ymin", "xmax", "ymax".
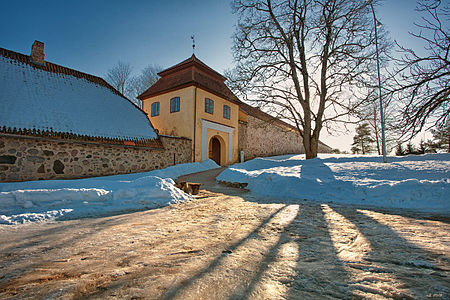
[
  {"xmin": 355, "ymin": 87, "xmax": 398, "ymax": 154},
  {"xmin": 105, "ymin": 61, "xmax": 133, "ymax": 95},
  {"xmin": 128, "ymin": 65, "xmax": 162, "ymax": 107},
  {"xmin": 231, "ymin": 0, "xmax": 389, "ymax": 159},
  {"xmin": 106, "ymin": 62, "xmax": 162, "ymax": 107},
  {"xmin": 393, "ymin": 0, "xmax": 449, "ymax": 138}
]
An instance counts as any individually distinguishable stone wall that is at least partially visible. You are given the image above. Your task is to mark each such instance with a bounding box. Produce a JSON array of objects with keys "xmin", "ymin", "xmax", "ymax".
[
  {"xmin": 239, "ymin": 115, "xmax": 305, "ymax": 160},
  {"xmin": 239, "ymin": 115, "xmax": 332, "ymax": 161},
  {"xmin": 0, "ymin": 134, "xmax": 191, "ymax": 182}
]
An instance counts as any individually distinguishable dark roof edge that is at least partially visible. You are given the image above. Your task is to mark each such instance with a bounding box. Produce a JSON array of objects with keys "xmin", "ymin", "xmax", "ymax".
[
  {"xmin": 158, "ymin": 54, "xmax": 227, "ymax": 81},
  {"xmin": 138, "ymin": 81, "xmax": 240, "ymax": 105},
  {"xmin": 0, "ymin": 127, "xmax": 164, "ymax": 148}
]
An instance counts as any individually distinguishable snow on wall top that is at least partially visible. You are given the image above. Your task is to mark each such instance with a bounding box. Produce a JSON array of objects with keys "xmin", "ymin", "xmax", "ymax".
[{"xmin": 0, "ymin": 54, "xmax": 158, "ymax": 141}]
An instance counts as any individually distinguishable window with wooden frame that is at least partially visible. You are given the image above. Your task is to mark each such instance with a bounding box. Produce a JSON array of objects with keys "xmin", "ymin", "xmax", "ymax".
[
  {"xmin": 151, "ymin": 101, "xmax": 160, "ymax": 116},
  {"xmin": 170, "ymin": 97, "xmax": 180, "ymax": 113},
  {"xmin": 223, "ymin": 105, "xmax": 231, "ymax": 119},
  {"xmin": 205, "ymin": 98, "xmax": 214, "ymax": 114}
]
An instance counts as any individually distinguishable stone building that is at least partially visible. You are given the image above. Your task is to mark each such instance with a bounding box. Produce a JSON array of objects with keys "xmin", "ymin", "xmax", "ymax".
[
  {"xmin": 0, "ymin": 41, "xmax": 191, "ymax": 182},
  {"xmin": 0, "ymin": 41, "xmax": 331, "ymax": 182},
  {"xmin": 139, "ymin": 55, "xmax": 331, "ymax": 166},
  {"xmin": 138, "ymin": 55, "xmax": 241, "ymax": 166}
]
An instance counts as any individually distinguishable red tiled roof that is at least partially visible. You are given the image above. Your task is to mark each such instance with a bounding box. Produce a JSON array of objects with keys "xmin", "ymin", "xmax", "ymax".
[
  {"xmin": 158, "ymin": 54, "xmax": 226, "ymax": 81},
  {"xmin": 138, "ymin": 55, "xmax": 240, "ymax": 104}
]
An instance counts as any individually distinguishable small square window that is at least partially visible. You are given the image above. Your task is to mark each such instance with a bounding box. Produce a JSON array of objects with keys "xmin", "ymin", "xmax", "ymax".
[
  {"xmin": 205, "ymin": 98, "xmax": 214, "ymax": 114},
  {"xmin": 170, "ymin": 97, "xmax": 180, "ymax": 113},
  {"xmin": 223, "ymin": 105, "xmax": 231, "ymax": 119},
  {"xmin": 151, "ymin": 102, "xmax": 160, "ymax": 116}
]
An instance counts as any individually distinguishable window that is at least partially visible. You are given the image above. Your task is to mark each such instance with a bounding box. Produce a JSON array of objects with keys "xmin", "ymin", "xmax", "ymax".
[
  {"xmin": 223, "ymin": 105, "xmax": 231, "ymax": 119},
  {"xmin": 151, "ymin": 102, "xmax": 160, "ymax": 116},
  {"xmin": 205, "ymin": 98, "xmax": 214, "ymax": 114},
  {"xmin": 170, "ymin": 97, "xmax": 180, "ymax": 113}
]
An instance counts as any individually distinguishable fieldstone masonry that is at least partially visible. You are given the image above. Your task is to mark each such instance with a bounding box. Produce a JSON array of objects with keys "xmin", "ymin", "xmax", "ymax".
[
  {"xmin": 239, "ymin": 115, "xmax": 304, "ymax": 160},
  {"xmin": 0, "ymin": 134, "xmax": 191, "ymax": 182},
  {"xmin": 239, "ymin": 115, "xmax": 331, "ymax": 160}
]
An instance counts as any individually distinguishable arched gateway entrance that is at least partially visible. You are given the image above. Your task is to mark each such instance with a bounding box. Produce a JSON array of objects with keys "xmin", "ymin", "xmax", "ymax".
[{"xmin": 209, "ymin": 136, "xmax": 221, "ymax": 165}]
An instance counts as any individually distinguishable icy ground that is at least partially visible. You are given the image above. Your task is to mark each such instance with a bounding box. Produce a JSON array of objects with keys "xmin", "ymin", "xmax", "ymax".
[
  {"xmin": 0, "ymin": 160, "xmax": 219, "ymax": 225},
  {"xmin": 217, "ymin": 153, "xmax": 450, "ymax": 213}
]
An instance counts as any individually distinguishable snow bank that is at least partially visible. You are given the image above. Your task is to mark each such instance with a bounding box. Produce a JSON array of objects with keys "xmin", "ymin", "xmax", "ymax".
[
  {"xmin": 0, "ymin": 160, "xmax": 219, "ymax": 225},
  {"xmin": 217, "ymin": 154, "xmax": 450, "ymax": 213}
]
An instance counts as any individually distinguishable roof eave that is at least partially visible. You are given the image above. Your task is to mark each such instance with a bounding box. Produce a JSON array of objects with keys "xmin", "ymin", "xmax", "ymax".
[
  {"xmin": 139, "ymin": 82, "xmax": 240, "ymax": 105},
  {"xmin": 157, "ymin": 55, "xmax": 227, "ymax": 82}
]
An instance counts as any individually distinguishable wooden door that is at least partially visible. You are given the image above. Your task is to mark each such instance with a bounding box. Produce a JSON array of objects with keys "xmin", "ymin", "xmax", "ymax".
[{"xmin": 209, "ymin": 137, "xmax": 221, "ymax": 165}]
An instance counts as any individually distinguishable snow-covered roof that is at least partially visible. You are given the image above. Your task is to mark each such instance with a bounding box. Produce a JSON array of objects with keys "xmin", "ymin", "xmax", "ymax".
[{"xmin": 0, "ymin": 46, "xmax": 158, "ymax": 143}]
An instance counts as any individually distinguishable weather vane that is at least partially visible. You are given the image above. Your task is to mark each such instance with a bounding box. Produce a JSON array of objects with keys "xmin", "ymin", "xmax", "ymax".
[{"xmin": 191, "ymin": 35, "xmax": 196, "ymax": 54}]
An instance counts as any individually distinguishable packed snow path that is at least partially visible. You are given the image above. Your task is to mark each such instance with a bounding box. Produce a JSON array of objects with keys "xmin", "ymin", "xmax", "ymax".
[{"xmin": 0, "ymin": 168, "xmax": 448, "ymax": 299}]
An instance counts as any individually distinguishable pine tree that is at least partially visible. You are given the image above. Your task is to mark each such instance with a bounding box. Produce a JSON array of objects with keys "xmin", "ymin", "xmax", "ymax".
[
  {"xmin": 352, "ymin": 123, "xmax": 375, "ymax": 154},
  {"xmin": 406, "ymin": 142, "xmax": 417, "ymax": 155},
  {"xmin": 418, "ymin": 140, "xmax": 426, "ymax": 154},
  {"xmin": 395, "ymin": 144, "xmax": 404, "ymax": 156},
  {"xmin": 424, "ymin": 139, "xmax": 439, "ymax": 153},
  {"xmin": 430, "ymin": 122, "xmax": 450, "ymax": 153}
]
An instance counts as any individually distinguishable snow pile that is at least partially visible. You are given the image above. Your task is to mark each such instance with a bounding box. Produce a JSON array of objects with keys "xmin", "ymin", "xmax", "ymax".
[
  {"xmin": 0, "ymin": 160, "xmax": 219, "ymax": 224},
  {"xmin": 0, "ymin": 56, "xmax": 157, "ymax": 140},
  {"xmin": 217, "ymin": 154, "xmax": 450, "ymax": 213}
]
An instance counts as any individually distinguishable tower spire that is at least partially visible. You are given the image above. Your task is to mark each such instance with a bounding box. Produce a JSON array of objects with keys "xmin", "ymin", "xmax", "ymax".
[{"xmin": 191, "ymin": 35, "xmax": 196, "ymax": 55}]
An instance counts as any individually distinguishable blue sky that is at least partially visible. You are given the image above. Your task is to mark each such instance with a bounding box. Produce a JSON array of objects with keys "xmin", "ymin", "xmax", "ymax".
[
  {"xmin": 0, "ymin": 0, "xmax": 429, "ymax": 151},
  {"xmin": 0, "ymin": 0, "xmax": 235, "ymax": 76}
]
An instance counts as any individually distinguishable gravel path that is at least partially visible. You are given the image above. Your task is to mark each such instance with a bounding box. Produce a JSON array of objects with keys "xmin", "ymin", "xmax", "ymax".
[{"xmin": 0, "ymin": 168, "xmax": 449, "ymax": 299}]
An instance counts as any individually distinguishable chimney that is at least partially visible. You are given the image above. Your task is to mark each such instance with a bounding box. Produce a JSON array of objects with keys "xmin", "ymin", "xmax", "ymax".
[{"xmin": 30, "ymin": 40, "xmax": 45, "ymax": 65}]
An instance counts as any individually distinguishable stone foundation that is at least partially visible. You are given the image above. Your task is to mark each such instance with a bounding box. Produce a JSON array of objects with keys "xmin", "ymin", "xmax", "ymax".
[{"xmin": 0, "ymin": 134, "xmax": 191, "ymax": 182}]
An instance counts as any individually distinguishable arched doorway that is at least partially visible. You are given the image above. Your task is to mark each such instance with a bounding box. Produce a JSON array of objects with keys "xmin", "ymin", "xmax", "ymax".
[{"xmin": 209, "ymin": 136, "xmax": 221, "ymax": 165}]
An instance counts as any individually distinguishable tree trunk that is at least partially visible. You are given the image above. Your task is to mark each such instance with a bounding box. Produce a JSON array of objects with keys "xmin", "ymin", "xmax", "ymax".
[
  {"xmin": 303, "ymin": 123, "xmax": 319, "ymax": 159},
  {"xmin": 304, "ymin": 134, "xmax": 318, "ymax": 159},
  {"xmin": 302, "ymin": 105, "xmax": 319, "ymax": 159}
]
